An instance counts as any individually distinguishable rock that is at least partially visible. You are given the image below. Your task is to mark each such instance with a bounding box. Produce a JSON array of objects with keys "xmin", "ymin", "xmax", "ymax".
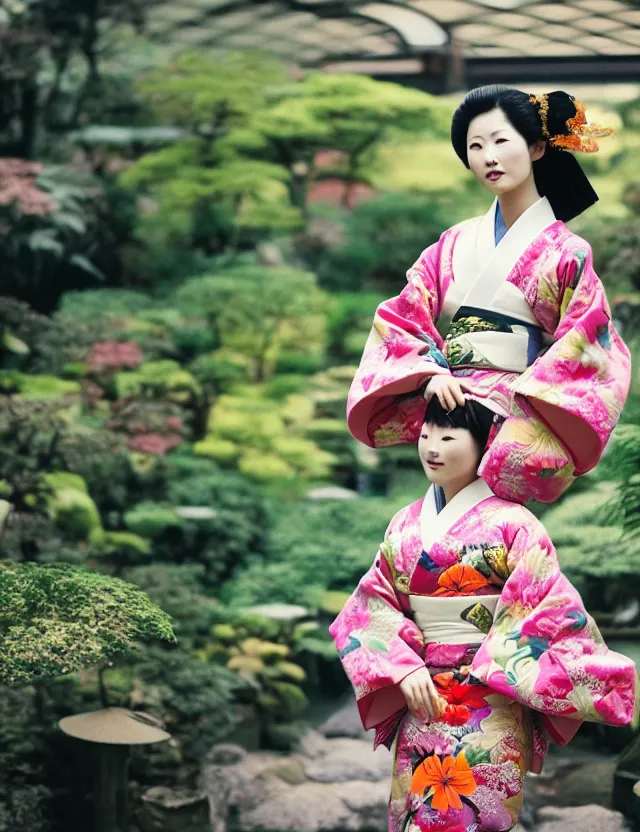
[
  {"xmin": 553, "ymin": 760, "xmax": 616, "ymax": 808},
  {"xmin": 319, "ymin": 699, "xmax": 369, "ymax": 740},
  {"xmin": 297, "ymin": 728, "xmax": 331, "ymax": 758},
  {"xmin": 234, "ymin": 780, "xmax": 389, "ymax": 832},
  {"xmin": 239, "ymin": 603, "xmax": 309, "ymax": 622},
  {"xmin": 256, "ymin": 242, "xmax": 283, "ymax": 266},
  {"xmin": 536, "ymin": 804, "xmax": 630, "ymax": 832},
  {"xmin": 138, "ymin": 787, "xmax": 211, "ymax": 832},
  {"xmin": 263, "ymin": 757, "xmax": 308, "ymax": 786},
  {"xmin": 306, "ymin": 485, "xmax": 358, "ymax": 501},
  {"xmin": 175, "ymin": 506, "xmax": 218, "ymax": 520},
  {"xmin": 202, "ymin": 736, "xmax": 391, "ymax": 832},
  {"xmin": 304, "ymin": 738, "xmax": 391, "ymax": 783},
  {"xmin": 206, "ymin": 744, "xmax": 246, "ymax": 766}
]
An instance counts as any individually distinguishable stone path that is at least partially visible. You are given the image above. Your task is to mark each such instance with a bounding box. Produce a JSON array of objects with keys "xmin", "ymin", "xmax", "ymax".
[{"xmin": 195, "ymin": 698, "xmax": 632, "ymax": 832}]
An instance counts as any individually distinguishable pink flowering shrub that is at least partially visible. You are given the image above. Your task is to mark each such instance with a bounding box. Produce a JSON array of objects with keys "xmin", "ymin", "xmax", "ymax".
[
  {"xmin": 87, "ymin": 341, "xmax": 143, "ymax": 373},
  {"xmin": 128, "ymin": 433, "xmax": 183, "ymax": 455},
  {"xmin": 0, "ymin": 159, "xmax": 58, "ymax": 220}
]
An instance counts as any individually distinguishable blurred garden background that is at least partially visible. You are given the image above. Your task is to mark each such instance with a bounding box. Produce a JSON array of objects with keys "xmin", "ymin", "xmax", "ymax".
[{"xmin": 2, "ymin": 0, "xmax": 640, "ymax": 830}]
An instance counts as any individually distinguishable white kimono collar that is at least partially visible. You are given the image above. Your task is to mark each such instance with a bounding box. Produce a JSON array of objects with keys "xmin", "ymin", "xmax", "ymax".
[
  {"xmin": 451, "ymin": 196, "xmax": 557, "ymax": 315},
  {"xmin": 420, "ymin": 478, "xmax": 494, "ymax": 551}
]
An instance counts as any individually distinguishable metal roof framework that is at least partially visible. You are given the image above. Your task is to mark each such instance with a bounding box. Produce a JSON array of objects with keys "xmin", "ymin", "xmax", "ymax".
[{"xmin": 145, "ymin": 0, "xmax": 640, "ymax": 90}]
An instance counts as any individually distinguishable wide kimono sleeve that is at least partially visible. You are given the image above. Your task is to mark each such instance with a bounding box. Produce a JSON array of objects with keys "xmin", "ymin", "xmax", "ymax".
[
  {"xmin": 470, "ymin": 522, "xmax": 638, "ymax": 752},
  {"xmin": 346, "ymin": 233, "xmax": 456, "ymax": 448},
  {"xmin": 329, "ymin": 509, "xmax": 426, "ymax": 745},
  {"xmin": 513, "ymin": 242, "xmax": 630, "ymax": 476}
]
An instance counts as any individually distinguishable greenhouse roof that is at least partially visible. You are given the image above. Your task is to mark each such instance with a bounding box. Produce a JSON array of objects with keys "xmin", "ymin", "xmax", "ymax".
[{"xmin": 147, "ymin": 0, "xmax": 640, "ymax": 90}]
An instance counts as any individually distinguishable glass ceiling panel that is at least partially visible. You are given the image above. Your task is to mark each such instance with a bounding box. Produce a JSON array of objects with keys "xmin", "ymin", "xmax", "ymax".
[{"xmin": 145, "ymin": 0, "xmax": 640, "ymax": 72}]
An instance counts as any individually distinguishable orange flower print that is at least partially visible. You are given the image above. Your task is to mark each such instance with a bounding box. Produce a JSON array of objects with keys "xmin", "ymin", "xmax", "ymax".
[
  {"xmin": 410, "ymin": 752, "xmax": 477, "ymax": 812},
  {"xmin": 433, "ymin": 564, "xmax": 490, "ymax": 596}
]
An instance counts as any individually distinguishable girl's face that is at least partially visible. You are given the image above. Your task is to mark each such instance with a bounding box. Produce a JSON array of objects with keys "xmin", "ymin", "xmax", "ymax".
[
  {"xmin": 466, "ymin": 106, "xmax": 545, "ymax": 196},
  {"xmin": 418, "ymin": 422, "xmax": 481, "ymax": 488}
]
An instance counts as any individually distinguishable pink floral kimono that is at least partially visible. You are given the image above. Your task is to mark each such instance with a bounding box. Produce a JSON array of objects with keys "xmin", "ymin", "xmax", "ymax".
[
  {"xmin": 329, "ymin": 478, "xmax": 637, "ymax": 832},
  {"xmin": 348, "ymin": 197, "xmax": 630, "ymax": 503}
]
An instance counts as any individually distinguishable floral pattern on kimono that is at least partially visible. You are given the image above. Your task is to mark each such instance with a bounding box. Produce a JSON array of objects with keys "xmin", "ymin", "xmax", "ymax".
[
  {"xmin": 329, "ymin": 482, "xmax": 637, "ymax": 832},
  {"xmin": 346, "ymin": 200, "xmax": 630, "ymax": 504}
]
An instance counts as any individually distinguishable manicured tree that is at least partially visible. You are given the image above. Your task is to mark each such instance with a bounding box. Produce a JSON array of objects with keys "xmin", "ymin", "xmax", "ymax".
[
  {"xmin": 176, "ymin": 265, "xmax": 326, "ymax": 382},
  {"xmin": 230, "ymin": 72, "xmax": 450, "ymax": 217},
  {"xmin": 0, "ymin": 561, "xmax": 176, "ymax": 685},
  {"xmin": 120, "ymin": 52, "xmax": 301, "ymax": 252},
  {"xmin": 0, "ymin": 561, "xmax": 176, "ymax": 832}
]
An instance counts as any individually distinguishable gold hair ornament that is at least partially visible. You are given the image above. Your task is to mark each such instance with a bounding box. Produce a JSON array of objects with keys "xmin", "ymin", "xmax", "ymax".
[{"xmin": 529, "ymin": 94, "xmax": 615, "ymax": 153}]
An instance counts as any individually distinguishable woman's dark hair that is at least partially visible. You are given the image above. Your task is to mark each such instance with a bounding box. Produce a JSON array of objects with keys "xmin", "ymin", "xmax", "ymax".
[
  {"xmin": 423, "ymin": 396, "xmax": 495, "ymax": 454},
  {"xmin": 451, "ymin": 85, "xmax": 597, "ymax": 222}
]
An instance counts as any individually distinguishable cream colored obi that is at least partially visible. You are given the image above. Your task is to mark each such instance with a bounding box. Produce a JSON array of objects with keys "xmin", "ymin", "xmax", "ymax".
[{"xmin": 409, "ymin": 594, "xmax": 500, "ymax": 645}]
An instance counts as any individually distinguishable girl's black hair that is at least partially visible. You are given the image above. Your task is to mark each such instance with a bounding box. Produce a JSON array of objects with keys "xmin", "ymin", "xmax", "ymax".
[
  {"xmin": 451, "ymin": 85, "xmax": 597, "ymax": 223},
  {"xmin": 423, "ymin": 396, "xmax": 495, "ymax": 453}
]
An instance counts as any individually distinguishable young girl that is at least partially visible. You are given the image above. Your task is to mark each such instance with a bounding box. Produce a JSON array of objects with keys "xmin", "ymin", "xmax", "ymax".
[
  {"xmin": 330, "ymin": 397, "xmax": 636, "ymax": 832},
  {"xmin": 347, "ymin": 86, "xmax": 630, "ymax": 505}
]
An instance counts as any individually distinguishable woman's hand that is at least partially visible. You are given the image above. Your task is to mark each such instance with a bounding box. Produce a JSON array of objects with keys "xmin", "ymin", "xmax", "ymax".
[
  {"xmin": 399, "ymin": 668, "xmax": 447, "ymax": 723},
  {"xmin": 424, "ymin": 375, "xmax": 466, "ymax": 411}
]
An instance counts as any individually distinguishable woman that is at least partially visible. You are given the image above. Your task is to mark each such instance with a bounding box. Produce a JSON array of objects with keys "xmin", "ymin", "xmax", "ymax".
[
  {"xmin": 348, "ymin": 86, "xmax": 630, "ymax": 504},
  {"xmin": 330, "ymin": 396, "xmax": 636, "ymax": 832}
]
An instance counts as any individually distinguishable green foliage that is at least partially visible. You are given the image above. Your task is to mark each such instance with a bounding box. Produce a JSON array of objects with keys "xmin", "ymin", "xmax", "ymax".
[
  {"xmin": 8, "ymin": 373, "xmax": 81, "ymax": 400},
  {"xmin": 92, "ymin": 530, "xmax": 152, "ymax": 562},
  {"xmin": 201, "ymin": 607, "xmax": 310, "ymax": 749},
  {"xmin": 124, "ymin": 502, "xmax": 183, "ymax": 538},
  {"xmin": 326, "ymin": 292, "xmax": 383, "ymax": 362},
  {"xmin": 193, "ymin": 437, "xmax": 239, "ymax": 464},
  {"xmin": 176, "ymin": 265, "xmax": 326, "ymax": 381},
  {"xmin": 223, "ymin": 497, "xmax": 392, "ymax": 608},
  {"xmin": 0, "ymin": 164, "xmax": 106, "ymax": 312},
  {"xmin": 239, "ymin": 451, "xmax": 296, "ymax": 482},
  {"xmin": 124, "ymin": 645, "xmax": 244, "ymax": 767},
  {"xmin": 122, "ymin": 564, "xmax": 218, "ymax": 646},
  {"xmin": 203, "ymin": 393, "xmax": 336, "ymax": 483},
  {"xmin": 47, "ymin": 487, "xmax": 102, "ymax": 541},
  {"xmin": 318, "ymin": 192, "xmax": 459, "ymax": 291},
  {"xmin": 0, "ymin": 562, "xmax": 176, "ymax": 685}
]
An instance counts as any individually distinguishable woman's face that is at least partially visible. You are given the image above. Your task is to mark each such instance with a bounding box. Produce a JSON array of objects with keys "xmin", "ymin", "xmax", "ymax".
[
  {"xmin": 418, "ymin": 422, "xmax": 481, "ymax": 488},
  {"xmin": 466, "ymin": 106, "xmax": 544, "ymax": 196}
]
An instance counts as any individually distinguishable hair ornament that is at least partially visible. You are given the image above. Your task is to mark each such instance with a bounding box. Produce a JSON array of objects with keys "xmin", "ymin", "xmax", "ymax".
[
  {"xmin": 529, "ymin": 93, "xmax": 550, "ymax": 138},
  {"xmin": 530, "ymin": 93, "xmax": 615, "ymax": 154}
]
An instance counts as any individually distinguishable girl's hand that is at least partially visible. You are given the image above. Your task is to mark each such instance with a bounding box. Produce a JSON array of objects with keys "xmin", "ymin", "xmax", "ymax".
[
  {"xmin": 424, "ymin": 375, "xmax": 466, "ymax": 411},
  {"xmin": 399, "ymin": 668, "xmax": 447, "ymax": 722}
]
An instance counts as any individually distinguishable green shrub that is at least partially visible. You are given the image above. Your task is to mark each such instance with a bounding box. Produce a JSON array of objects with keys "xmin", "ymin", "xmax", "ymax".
[
  {"xmin": 93, "ymin": 530, "xmax": 152, "ymax": 560},
  {"xmin": 124, "ymin": 502, "xmax": 184, "ymax": 538},
  {"xmin": 318, "ymin": 192, "xmax": 459, "ymax": 291},
  {"xmin": 58, "ymin": 289, "xmax": 154, "ymax": 321},
  {"xmin": 270, "ymin": 437, "xmax": 335, "ymax": 479},
  {"xmin": 280, "ymin": 394, "xmax": 314, "ymax": 427},
  {"xmin": 264, "ymin": 375, "xmax": 310, "ymax": 401},
  {"xmin": 193, "ymin": 437, "xmax": 239, "ymax": 463},
  {"xmin": 43, "ymin": 471, "xmax": 88, "ymax": 494},
  {"xmin": 122, "ymin": 563, "xmax": 218, "ymax": 645},
  {"xmin": 239, "ymin": 451, "xmax": 296, "ymax": 482},
  {"xmin": 274, "ymin": 352, "xmax": 325, "ymax": 375},
  {"xmin": 16, "ymin": 374, "xmax": 81, "ymax": 400},
  {"xmin": 48, "ymin": 488, "xmax": 102, "ymax": 541},
  {"xmin": 190, "ymin": 350, "xmax": 250, "ymax": 392}
]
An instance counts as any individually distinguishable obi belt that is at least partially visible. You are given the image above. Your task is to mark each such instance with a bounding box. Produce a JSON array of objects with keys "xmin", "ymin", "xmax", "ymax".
[
  {"xmin": 444, "ymin": 306, "xmax": 547, "ymax": 374},
  {"xmin": 409, "ymin": 594, "xmax": 500, "ymax": 645}
]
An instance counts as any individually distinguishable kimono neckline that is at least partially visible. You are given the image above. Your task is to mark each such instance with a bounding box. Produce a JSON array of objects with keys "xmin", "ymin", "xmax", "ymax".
[
  {"xmin": 420, "ymin": 478, "xmax": 495, "ymax": 551},
  {"xmin": 450, "ymin": 196, "xmax": 557, "ymax": 320}
]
